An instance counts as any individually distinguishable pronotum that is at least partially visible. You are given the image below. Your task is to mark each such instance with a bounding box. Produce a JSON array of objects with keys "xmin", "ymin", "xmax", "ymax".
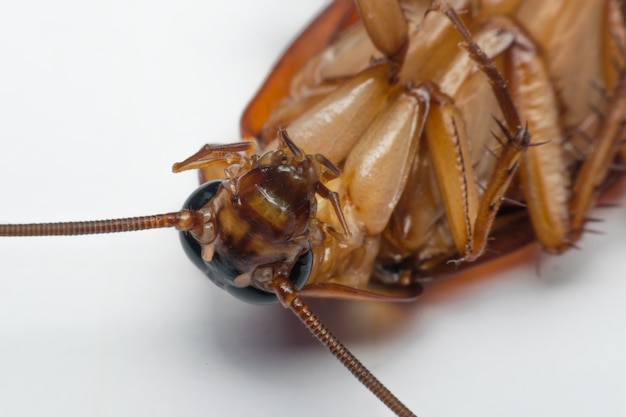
[{"xmin": 1, "ymin": 1, "xmax": 625, "ymax": 416}]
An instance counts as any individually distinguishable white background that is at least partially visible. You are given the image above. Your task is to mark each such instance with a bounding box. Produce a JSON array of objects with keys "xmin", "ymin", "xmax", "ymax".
[{"xmin": 1, "ymin": 1, "xmax": 625, "ymax": 416}]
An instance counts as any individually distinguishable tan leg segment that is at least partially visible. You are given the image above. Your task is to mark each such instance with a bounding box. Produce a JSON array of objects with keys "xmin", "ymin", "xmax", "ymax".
[
  {"xmin": 422, "ymin": 84, "xmax": 479, "ymax": 259},
  {"xmin": 602, "ymin": 0, "xmax": 626, "ymax": 162},
  {"xmin": 433, "ymin": 9, "xmax": 530, "ymax": 262},
  {"xmin": 502, "ymin": 23, "xmax": 571, "ymax": 253},
  {"xmin": 445, "ymin": 4, "xmax": 626, "ymax": 254},
  {"xmin": 355, "ymin": 0, "xmax": 408, "ymax": 64},
  {"xmin": 568, "ymin": 0, "xmax": 626, "ymax": 243},
  {"xmin": 569, "ymin": 74, "xmax": 626, "ymax": 241},
  {"xmin": 343, "ymin": 87, "xmax": 428, "ymax": 235},
  {"xmin": 423, "ymin": 83, "xmax": 529, "ymax": 262},
  {"xmin": 287, "ymin": 62, "xmax": 393, "ymax": 164}
]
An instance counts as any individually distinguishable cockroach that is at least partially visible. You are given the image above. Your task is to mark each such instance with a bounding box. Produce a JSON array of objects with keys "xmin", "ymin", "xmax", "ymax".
[{"xmin": 1, "ymin": 1, "xmax": 626, "ymax": 416}]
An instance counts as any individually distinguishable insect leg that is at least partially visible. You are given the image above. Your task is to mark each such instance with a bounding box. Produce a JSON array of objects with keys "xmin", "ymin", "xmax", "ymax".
[
  {"xmin": 499, "ymin": 20, "xmax": 572, "ymax": 253},
  {"xmin": 300, "ymin": 87, "xmax": 429, "ymax": 299},
  {"xmin": 420, "ymin": 84, "xmax": 479, "ymax": 260},
  {"xmin": 443, "ymin": 4, "xmax": 626, "ymax": 254},
  {"xmin": 274, "ymin": 129, "xmax": 352, "ymax": 239},
  {"xmin": 420, "ymin": 81, "xmax": 529, "ymax": 263},
  {"xmin": 315, "ymin": 182, "xmax": 351, "ymax": 239},
  {"xmin": 342, "ymin": 87, "xmax": 428, "ymax": 235},
  {"xmin": 569, "ymin": 73, "xmax": 626, "ymax": 241},
  {"xmin": 425, "ymin": 9, "xmax": 531, "ymax": 262},
  {"xmin": 377, "ymin": 14, "xmax": 524, "ymax": 267},
  {"xmin": 471, "ymin": 1, "xmax": 626, "ymax": 250},
  {"xmin": 602, "ymin": 0, "xmax": 626, "ymax": 162},
  {"xmin": 171, "ymin": 142, "xmax": 254, "ymax": 173},
  {"xmin": 355, "ymin": 0, "xmax": 408, "ymax": 64},
  {"xmin": 287, "ymin": 62, "xmax": 393, "ymax": 164}
]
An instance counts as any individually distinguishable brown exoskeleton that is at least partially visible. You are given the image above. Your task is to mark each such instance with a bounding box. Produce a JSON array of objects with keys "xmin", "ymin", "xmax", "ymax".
[{"xmin": 1, "ymin": 2, "xmax": 614, "ymax": 416}]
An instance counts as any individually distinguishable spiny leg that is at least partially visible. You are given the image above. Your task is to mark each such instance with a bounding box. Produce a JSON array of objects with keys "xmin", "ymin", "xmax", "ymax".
[
  {"xmin": 601, "ymin": 0, "xmax": 626, "ymax": 171},
  {"xmin": 490, "ymin": 15, "xmax": 571, "ymax": 253},
  {"xmin": 442, "ymin": 3, "xmax": 626, "ymax": 256},
  {"xmin": 424, "ymin": 7, "xmax": 530, "ymax": 262},
  {"xmin": 421, "ymin": 81, "xmax": 528, "ymax": 263},
  {"xmin": 440, "ymin": 6, "xmax": 522, "ymax": 133},
  {"xmin": 569, "ymin": 70, "xmax": 626, "ymax": 241}
]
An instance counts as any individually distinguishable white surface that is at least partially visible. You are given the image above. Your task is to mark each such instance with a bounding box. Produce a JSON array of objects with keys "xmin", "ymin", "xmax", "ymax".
[{"xmin": 1, "ymin": 1, "xmax": 625, "ymax": 416}]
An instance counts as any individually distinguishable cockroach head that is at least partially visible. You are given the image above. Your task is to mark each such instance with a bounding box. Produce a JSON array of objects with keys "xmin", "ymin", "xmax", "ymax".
[
  {"xmin": 174, "ymin": 131, "xmax": 345, "ymax": 305},
  {"xmin": 178, "ymin": 177, "xmax": 313, "ymax": 304}
]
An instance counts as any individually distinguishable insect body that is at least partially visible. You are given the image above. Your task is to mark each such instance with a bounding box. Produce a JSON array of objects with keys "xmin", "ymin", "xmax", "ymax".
[{"xmin": 3, "ymin": 0, "xmax": 619, "ymax": 414}]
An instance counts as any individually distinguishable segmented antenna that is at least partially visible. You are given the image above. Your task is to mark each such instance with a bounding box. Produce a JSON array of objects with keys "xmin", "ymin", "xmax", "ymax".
[
  {"xmin": 0, "ymin": 210, "xmax": 203, "ymax": 237},
  {"xmin": 268, "ymin": 276, "xmax": 418, "ymax": 417}
]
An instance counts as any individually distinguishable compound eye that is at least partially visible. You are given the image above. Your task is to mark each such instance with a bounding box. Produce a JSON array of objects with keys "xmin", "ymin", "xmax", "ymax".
[
  {"xmin": 178, "ymin": 180, "xmax": 312, "ymax": 304},
  {"xmin": 182, "ymin": 180, "xmax": 222, "ymax": 212}
]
